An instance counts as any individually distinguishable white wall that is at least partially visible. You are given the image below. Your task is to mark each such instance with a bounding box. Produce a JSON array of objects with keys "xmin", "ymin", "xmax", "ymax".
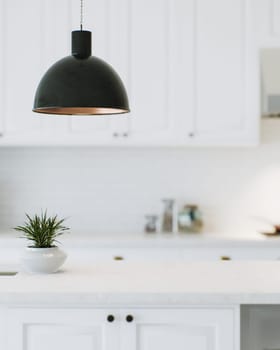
[{"xmin": 1, "ymin": 119, "xmax": 280, "ymax": 237}]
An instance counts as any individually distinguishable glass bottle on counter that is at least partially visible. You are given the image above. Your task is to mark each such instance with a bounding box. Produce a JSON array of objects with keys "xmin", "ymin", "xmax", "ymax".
[
  {"xmin": 178, "ymin": 205, "xmax": 203, "ymax": 233},
  {"xmin": 144, "ymin": 215, "xmax": 158, "ymax": 233},
  {"xmin": 161, "ymin": 199, "xmax": 175, "ymax": 233}
]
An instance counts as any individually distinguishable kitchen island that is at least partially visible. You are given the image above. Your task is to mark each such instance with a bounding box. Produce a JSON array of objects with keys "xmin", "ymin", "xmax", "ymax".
[
  {"xmin": 1, "ymin": 260, "xmax": 280, "ymax": 305},
  {"xmin": 1, "ymin": 260, "xmax": 280, "ymax": 350}
]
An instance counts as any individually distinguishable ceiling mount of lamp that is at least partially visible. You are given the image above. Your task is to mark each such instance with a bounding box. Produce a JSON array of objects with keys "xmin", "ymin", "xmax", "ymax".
[{"xmin": 33, "ymin": 0, "xmax": 130, "ymax": 116}]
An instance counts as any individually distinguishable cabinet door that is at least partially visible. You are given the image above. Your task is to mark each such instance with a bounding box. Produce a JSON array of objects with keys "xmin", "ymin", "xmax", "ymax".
[
  {"xmin": 0, "ymin": 306, "xmax": 6, "ymax": 349},
  {"xmin": 69, "ymin": 0, "xmax": 195, "ymax": 147},
  {"xmin": 120, "ymin": 308, "xmax": 237, "ymax": 350},
  {"xmin": 7, "ymin": 308, "xmax": 119, "ymax": 350},
  {"xmin": 0, "ymin": 0, "xmax": 43, "ymax": 143},
  {"xmin": 0, "ymin": 0, "xmax": 72, "ymax": 145},
  {"xmin": 67, "ymin": 0, "xmax": 130, "ymax": 146},
  {"xmin": 121, "ymin": 0, "xmax": 194, "ymax": 146},
  {"xmin": 0, "ymin": 0, "xmax": 128, "ymax": 146},
  {"xmin": 0, "ymin": 1, "xmax": 5, "ymax": 138},
  {"xmin": 254, "ymin": 0, "xmax": 280, "ymax": 46},
  {"xmin": 191, "ymin": 0, "xmax": 259, "ymax": 146}
]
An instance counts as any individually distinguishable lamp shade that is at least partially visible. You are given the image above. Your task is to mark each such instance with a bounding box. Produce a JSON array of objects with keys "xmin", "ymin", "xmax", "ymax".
[{"xmin": 33, "ymin": 31, "xmax": 130, "ymax": 115}]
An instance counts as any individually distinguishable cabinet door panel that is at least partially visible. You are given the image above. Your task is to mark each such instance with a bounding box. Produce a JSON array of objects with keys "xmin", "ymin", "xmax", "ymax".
[
  {"xmin": 271, "ymin": 0, "xmax": 280, "ymax": 37},
  {"xmin": 5, "ymin": 0, "xmax": 42, "ymax": 135},
  {"xmin": 1, "ymin": 0, "xmax": 71, "ymax": 143},
  {"xmin": 126, "ymin": 0, "xmax": 194, "ymax": 145},
  {"xmin": 137, "ymin": 324, "xmax": 213, "ymax": 350},
  {"xmin": 129, "ymin": 0, "xmax": 168, "ymax": 133},
  {"xmin": 7, "ymin": 308, "xmax": 119, "ymax": 350},
  {"xmin": 254, "ymin": 0, "xmax": 280, "ymax": 46},
  {"xmin": 196, "ymin": 0, "xmax": 244, "ymax": 131},
  {"xmin": 0, "ymin": 1, "xmax": 4, "ymax": 136},
  {"xmin": 193, "ymin": 0, "xmax": 258, "ymax": 145},
  {"xmin": 27, "ymin": 325, "xmax": 101, "ymax": 350},
  {"xmin": 121, "ymin": 308, "xmax": 236, "ymax": 350}
]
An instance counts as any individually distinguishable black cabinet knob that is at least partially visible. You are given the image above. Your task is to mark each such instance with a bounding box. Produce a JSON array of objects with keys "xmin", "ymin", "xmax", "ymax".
[
  {"xmin": 126, "ymin": 315, "xmax": 134, "ymax": 322},
  {"xmin": 107, "ymin": 315, "xmax": 115, "ymax": 322}
]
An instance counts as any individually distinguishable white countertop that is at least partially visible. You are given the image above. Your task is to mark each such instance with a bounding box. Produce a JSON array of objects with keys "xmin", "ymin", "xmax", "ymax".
[
  {"xmin": 1, "ymin": 261, "xmax": 280, "ymax": 306},
  {"xmin": 1, "ymin": 231, "xmax": 280, "ymax": 248}
]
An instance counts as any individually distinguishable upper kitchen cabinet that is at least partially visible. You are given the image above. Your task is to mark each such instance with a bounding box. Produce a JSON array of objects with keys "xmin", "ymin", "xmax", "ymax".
[
  {"xmin": 0, "ymin": 0, "xmax": 44, "ymax": 144},
  {"xmin": 0, "ymin": 0, "xmax": 259, "ymax": 146},
  {"xmin": 254, "ymin": 0, "xmax": 280, "ymax": 47},
  {"xmin": 188, "ymin": 0, "xmax": 259, "ymax": 146},
  {"xmin": 125, "ymin": 0, "xmax": 259, "ymax": 147},
  {"xmin": 0, "ymin": 0, "xmax": 70, "ymax": 145},
  {"xmin": 254, "ymin": 1, "xmax": 280, "ymax": 118},
  {"xmin": 121, "ymin": 0, "xmax": 195, "ymax": 146}
]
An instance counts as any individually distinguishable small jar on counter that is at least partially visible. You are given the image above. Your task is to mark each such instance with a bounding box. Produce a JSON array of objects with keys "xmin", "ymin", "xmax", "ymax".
[
  {"xmin": 177, "ymin": 205, "xmax": 203, "ymax": 233},
  {"xmin": 144, "ymin": 215, "xmax": 158, "ymax": 233}
]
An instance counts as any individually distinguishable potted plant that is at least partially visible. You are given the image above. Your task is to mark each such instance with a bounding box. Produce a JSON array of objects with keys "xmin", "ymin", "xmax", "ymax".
[{"xmin": 14, "ymin": 211, "xmax": 69, "ymax": 273}]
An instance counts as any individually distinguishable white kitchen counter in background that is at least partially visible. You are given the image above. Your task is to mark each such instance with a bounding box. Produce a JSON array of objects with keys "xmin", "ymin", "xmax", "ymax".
[
  {"xmin": 1, "ymin": 231, "xmax": 280, "ymax": 266},
  {"xmin": 0, "ymin": 231, "xmax": 279, "ymax": 305},
  {"xmin": 0, "ymin": 231, "xmax": 280, "ymax": 248}
]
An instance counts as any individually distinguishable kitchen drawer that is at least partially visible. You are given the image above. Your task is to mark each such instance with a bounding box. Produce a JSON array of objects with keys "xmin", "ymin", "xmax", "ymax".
[
  {"xmin": 182, "ymin": 247, "xmax": 280, "ymax": 261},
  {"xmin": 2, "ymin": 245, "xmax": 280, "ymax": 265},
  {"xmin": 67, "ymin": 247, "xmax": 185, "ymax": 263}
]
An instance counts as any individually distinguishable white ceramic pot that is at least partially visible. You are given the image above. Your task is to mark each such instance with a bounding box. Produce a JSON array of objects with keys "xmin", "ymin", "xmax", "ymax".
[{"xmin": 21, "ymin": 247, "xmax": 67, "ymax": 273}]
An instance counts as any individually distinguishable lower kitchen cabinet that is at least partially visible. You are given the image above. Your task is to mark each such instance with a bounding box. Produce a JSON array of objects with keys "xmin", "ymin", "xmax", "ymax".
[
  {"xmin": 120, "ymin": 308, "xmax": 236, "ymax": 350},
  {"xmin": 7, "ymin": 307, "xmax": 237, "ymax": 350},
  {"xmin": 7, "ymin": 309, "xmax": 119, "ymax": 350},
  {"xmin": 65, "ymin": 246, "xmax": 280, "ymax": 264}
]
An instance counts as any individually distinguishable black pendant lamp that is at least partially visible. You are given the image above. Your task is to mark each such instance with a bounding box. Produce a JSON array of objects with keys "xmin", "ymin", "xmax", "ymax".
[{"xmin": 33, "ymin": 1, "xmax": 129, "ymax": 116}]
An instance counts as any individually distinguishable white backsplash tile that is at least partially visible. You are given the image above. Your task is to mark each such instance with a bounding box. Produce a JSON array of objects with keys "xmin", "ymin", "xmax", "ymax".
[{"xmin": 0, "ymin": 120, "xmax": 280, "ymax": 236}]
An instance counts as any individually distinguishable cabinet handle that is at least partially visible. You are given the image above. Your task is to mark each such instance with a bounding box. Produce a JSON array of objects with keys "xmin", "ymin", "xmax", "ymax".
[
  {"xmin": 113, "ymin": 132, "xmax": 129, "ymax": 138},
  {"xmin": 107, "ymin": 315, "xmax": 115, "ymax": 322},
  {"xmin": 220, "ymin": 256, "xmax": 231, "ymax": 261},
  {"xmin": 126, "ymin": 315, "xmax": 134, "ymax": 322},
  {"xmin": 114, "ymin": 256, "xmax": 124, "ymax": 261},
  {"xmin": 188, "ymin": 132, "xmax": 194, "ymax": 137}
]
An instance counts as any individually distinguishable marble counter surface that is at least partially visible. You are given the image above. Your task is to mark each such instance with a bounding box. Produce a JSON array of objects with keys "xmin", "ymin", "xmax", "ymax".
[{"xmin": 0, "ymin": 261, "xmax": 280, "ymax": 306}]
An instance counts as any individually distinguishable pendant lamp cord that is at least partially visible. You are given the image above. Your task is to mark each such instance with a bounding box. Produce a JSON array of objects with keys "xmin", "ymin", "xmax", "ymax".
[{"xmin": 80, "ymin": 0, "xmax": 84, "ymax": 31}]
